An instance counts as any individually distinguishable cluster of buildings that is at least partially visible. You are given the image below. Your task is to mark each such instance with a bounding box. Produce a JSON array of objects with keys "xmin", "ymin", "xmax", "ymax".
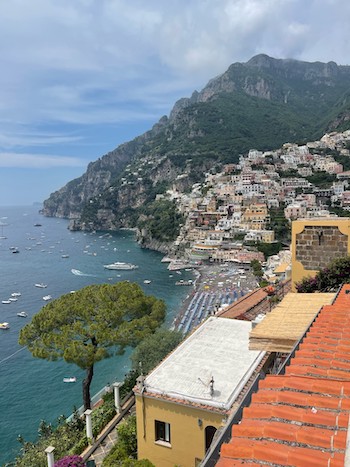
[{"xmin": 158, "ymin": 130, "xmax": 350, "ymax": 266}]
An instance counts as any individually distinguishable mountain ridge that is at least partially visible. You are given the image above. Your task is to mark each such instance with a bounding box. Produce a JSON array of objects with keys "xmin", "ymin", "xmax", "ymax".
[{"xmin": 42, "ymin": 54, "xmax": 350, "ymax": 239}]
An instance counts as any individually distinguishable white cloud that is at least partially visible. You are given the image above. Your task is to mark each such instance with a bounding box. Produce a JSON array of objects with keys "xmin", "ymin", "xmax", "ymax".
[
  {"xmin": 0, "ymin": 131, "xmax": 83, "ymax": 149},
  {"xmin": 0, "ymin": 153, "xmax": 86, "ymax": 169},
  {"xmin": 0, "ymin": 0, "xmax": 349, "ymax": 147}
]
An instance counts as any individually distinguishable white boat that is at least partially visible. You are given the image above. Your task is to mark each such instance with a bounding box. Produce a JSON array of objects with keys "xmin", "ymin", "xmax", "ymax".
[
  {"xmin": 167, "ymin": 260, "xmax": 189, "ymax": 271},
  {"xmin": 63, "ymin": 377, "xmax": 76, "ymax": 383},
  {"xmin": 17, "ymin": 312, "xmax": 28, "ymax": 318},
  {"xmin": 11, "ymin": 292, "xmax": 21, "ymax": 297},
  {"xmin": 144, "ymin": 280, "xmax": 152, "ymax": 284},
  {"xmin": 0, "ymin": 322, "xmax": 10, "ymax": 329},
  {"xmin": 43, "ymin": 295, "xmax": 52, "ymax": 301},
  {"xmin": 61, "ymin": 254, "xmax": 69, "ymax": 258},
  {"xmin": 8, "ymin": 298, "xmax": 18, "ymax": 302},
  {"xmin": 2, "ymin": 300, "xmax": 11, "ymax": 304},
  {"xmin": 161, "ymin": 256, "xmax": 173, "ymax": 263},
  {"xmin": 103, "ymin": 262, "xmax": 138, "ymax": 270},
  {"xmin": 35, "ymin": 283, "xmax": 47, "ymax": 288},
  {"xmin": 71, "ymin": 269, "xmax": 84, "ymax": 276}
]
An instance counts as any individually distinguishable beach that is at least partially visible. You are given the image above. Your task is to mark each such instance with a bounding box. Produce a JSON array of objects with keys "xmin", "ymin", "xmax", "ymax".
[{"xmin": 173, "ymin": 262, "xmax": 259, "ymax": 332}]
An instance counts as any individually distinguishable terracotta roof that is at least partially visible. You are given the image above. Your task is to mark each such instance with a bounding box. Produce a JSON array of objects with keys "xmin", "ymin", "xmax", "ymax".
[
  {"xmin": 218, "ymin": 281, "xmax": 291, "ymax": 322},
  {"xmin": 216, "ymin": 285, "xmax": 350, "ymax": 467},
  {"xmin": 217, "ymin": 288, "xmax": 268, "ymax": 320}
]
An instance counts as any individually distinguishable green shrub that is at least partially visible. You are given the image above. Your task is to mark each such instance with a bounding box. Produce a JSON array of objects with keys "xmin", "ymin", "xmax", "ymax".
[
  {"xmin": 102, "ymin": 416, "xmax": 155, "ymax": 467},
  {"xmin": 296, "ymin": 256, "xmax": 350, "ymax": 293}
]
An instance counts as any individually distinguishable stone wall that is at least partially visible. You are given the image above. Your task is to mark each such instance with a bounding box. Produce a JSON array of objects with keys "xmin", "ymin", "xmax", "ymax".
[{"xmin": 295, "ymin": 225, "xmax": 348, "ymax": 270}]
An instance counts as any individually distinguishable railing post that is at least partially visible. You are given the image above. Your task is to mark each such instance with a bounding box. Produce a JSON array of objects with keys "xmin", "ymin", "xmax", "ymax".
[
  {"xmin": 84, "ymin": 409, "xmax": 93, "ymax": 441},
  {"xmin": 45, "ymin": 446, "xmax": 55, "ymax": 467},
  {"xmin": 113, "ymin": 382, "xmax": 123, "ymax": 413}
]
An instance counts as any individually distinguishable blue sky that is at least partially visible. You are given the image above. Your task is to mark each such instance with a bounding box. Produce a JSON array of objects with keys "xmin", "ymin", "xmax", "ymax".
[{"xmin": 1, "ymin": 0, "xmax": 350, "ymax": 206}]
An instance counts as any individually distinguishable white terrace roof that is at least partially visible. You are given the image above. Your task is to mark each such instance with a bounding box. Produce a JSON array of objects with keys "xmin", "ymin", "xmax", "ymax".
[{"xmin": 144, "ymin": 317, "xmax": 265, "ymax": 410}]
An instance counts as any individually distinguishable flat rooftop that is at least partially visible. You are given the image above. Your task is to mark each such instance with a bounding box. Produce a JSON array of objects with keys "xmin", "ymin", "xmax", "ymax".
[{"xmin": 144, "ymin": 317, "xmax": 265, "ymax": 410}]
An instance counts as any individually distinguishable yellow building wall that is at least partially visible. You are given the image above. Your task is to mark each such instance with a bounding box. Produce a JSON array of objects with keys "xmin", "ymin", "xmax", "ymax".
[
  {"xmin": 136, "ymin": 394, "xmax": 225, "ymax": 467},
  {"xmin": 291, "ymin": 218, "xmax": 350, "ymax": 291}
]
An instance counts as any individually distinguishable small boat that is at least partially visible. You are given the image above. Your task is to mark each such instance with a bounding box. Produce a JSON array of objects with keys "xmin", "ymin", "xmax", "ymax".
[
  {"xmin": 9, "ymin": 247, "xmax": 19, "ymax": 253},
  {"xmin": 0, "ymin": 322, "xmax": 10, "ymax": 329},
  {"xmin": 11, "ymin": 292, "xmax": 21, "ymax": 297},
  {"xmin": 8, "ymin": 298, "xmax": 18, "ymax": 302},
  {"xmin": 61, "ymin": 254, "xmax": 69, "ymax": 258},
  {"xmin": 34, "ymin": 283, "xmax": 47, "ymax": 288},
  {"xmin": 17, "ymin": 311, "xmax": 28, "ymax": 318},
  {"xmin": 43, "ymin": 295, "xmax": 52, "ymax": 301},
  {"xmin": 144, "ymin": 280, "xmax": 152, "ymax": 284},
  {"xmin": 103, "ymin": 262, "xmax": 138, "ymax": 270},
  {"xmin": 2, "ymin": 300, "xmax": 11, "ymax": 304},
  {"xmin": 33, "ymin": 223, "xmax": 42, "ymax": 227},
  {"xmin": 71, "ymin": 269, "xmax": 83, "ymax": 275},
  {"xmin": 63, "ymin": 377, "xmax": 76, "ymax": 383}
]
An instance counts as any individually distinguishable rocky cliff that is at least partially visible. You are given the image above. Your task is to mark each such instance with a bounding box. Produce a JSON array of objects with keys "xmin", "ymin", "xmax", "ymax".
[{"xmin": 42, "ymin": 54, "xmax": 350, "ymax": 244}]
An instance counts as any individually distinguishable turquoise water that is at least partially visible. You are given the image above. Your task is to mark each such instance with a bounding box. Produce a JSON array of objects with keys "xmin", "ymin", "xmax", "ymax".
[{"xmin": 0, "ymin": 206, "xmax": 191, "ymax": 465}]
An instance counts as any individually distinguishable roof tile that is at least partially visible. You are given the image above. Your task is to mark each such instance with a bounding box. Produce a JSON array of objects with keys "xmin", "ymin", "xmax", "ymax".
[{"xmin": 216, "ymin": 285, "xmax": 350, "ymax": 467}]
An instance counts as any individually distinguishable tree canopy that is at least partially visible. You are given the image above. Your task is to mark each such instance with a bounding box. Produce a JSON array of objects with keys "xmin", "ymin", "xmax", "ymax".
[
  {"xmin": 131, "ymin": 329, "xmax": 183, "ymax": 376},
  {"xmin": 19, "ymin": 281, "xmax": 166, "ymax": 410}
]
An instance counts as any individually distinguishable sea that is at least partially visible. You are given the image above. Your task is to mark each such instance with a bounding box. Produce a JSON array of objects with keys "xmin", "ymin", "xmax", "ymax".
[{"xmin": 0, "ymin": 205, "xmax": 192, "ymax": 465}]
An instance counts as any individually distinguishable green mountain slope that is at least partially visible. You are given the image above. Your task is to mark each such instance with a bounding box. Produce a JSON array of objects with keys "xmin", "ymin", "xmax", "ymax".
[{"xmin": 42, "ymin": 54, "xmax": 350, "ymax": 236}]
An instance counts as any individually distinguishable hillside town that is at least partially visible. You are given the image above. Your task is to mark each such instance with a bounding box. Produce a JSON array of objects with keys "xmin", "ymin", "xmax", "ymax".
[{"xmin": 155, "ymin": 130, "xmax": 350, "ymax": 275}]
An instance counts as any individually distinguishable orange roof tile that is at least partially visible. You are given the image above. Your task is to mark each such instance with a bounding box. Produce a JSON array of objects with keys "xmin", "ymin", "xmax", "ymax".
[{"xmin": 216, "ymin": 285, "xmax": 350, "ymax": 467}]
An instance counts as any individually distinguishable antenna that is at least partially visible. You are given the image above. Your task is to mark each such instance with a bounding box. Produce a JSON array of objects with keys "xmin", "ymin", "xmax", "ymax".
[
  {"xmin": 198, "ymin": 376, "xmax": 215, "ymax": 396},
  {"xmin": 209, "ymin": 376, "xmax": 214, "ymax": 396}
]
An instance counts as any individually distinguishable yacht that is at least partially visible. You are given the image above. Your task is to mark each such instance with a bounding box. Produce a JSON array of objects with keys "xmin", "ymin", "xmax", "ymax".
[
  {"xmin": 17, "ymin": 311, "xmax": 28, "ymax": 318},
  {"xmin": 167, "ymin": 259, "xmax": 189, "ymax": 271},
  {"xmin": 43, "ymin": 295, "xmax": 52, "ymax": 301},
  {"xmin": 103, "ymin": 262, "xmax": 138, "ymax": 270},
  {"xmin": 34, "ymin": 283, "xmax": 47, "ymax": 288},
  {"xmin": 0, "ymin": 322, "xmax": 10, "ymax": 329},
  {"xmin": 63, "ymin": 377, "xmax": 76, "ymax": 383}
]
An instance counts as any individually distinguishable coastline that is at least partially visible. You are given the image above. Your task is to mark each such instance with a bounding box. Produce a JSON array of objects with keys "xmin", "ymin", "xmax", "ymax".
[{"xmin": 172, "ymin": 262, "xmax": 259, "ymax": 333}]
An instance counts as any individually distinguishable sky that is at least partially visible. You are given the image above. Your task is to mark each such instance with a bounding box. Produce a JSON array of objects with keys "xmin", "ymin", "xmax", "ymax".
[{"xmin": 1, "ymin": 0, "xmax": 350, "ymax": 206}]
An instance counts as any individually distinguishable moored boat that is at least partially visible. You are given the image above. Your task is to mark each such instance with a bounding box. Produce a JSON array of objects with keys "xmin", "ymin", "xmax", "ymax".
[
  {"xmin": 0, "ymin": 322, "xmax": 10, "ymax": 329},
  {"xmin": 34, "ymin": 283, "xmax": 47, "ymax": 288},
  {"xmin": 103, "ymin": 262, "xmax": 138, "ymax": 270},
  {"xmin": 17, "ymin": 311, "xmax": 28, "ymax": 318},
  {"xmin": 63, "ymin": 377, "xmax": 76, "ymax": 383}
]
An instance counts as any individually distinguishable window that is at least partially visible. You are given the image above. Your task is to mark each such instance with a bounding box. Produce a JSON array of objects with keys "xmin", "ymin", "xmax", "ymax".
[{"xmin": 155, "ymin": 420, "xmax": 171, "ymax": 444}]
